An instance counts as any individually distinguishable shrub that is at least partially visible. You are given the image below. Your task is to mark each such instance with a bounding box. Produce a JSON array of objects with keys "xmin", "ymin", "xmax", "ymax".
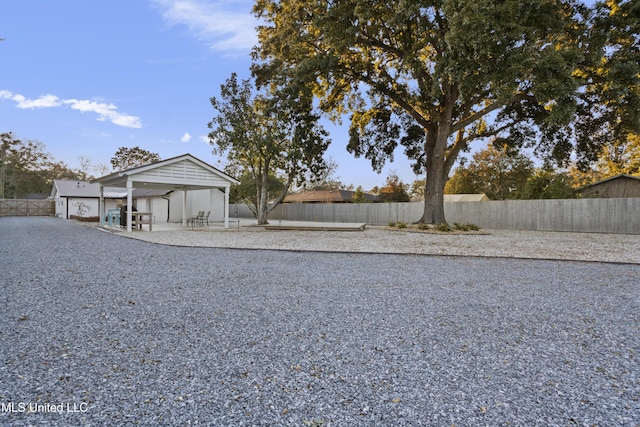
[
  {"xmin": 387, "ymin": 222, "xmax": 396, "ymax": 228},
  {"xmin": 416, "ymin": 223, "xmax": 431, "ymax": 230},
  {"xmin": 435, "ymin": 223, "xmax": 453, "ymax": 232},
  {"xmin": 396, "ymin": 221, "xmax": 407, "ymax": 229},
  {"xmin": 453, "ymin": 222, "xmax": 480, "ymax": 231}
]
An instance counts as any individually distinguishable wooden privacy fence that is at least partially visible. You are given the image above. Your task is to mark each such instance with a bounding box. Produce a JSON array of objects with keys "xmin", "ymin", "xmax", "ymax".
[
  {"xmin": 0, "ymin": 199, "xmax": 55, "ymax": 216},
  {"xmin": 230, "ymin": 197, "xmax": 640, "ymax": 234}
]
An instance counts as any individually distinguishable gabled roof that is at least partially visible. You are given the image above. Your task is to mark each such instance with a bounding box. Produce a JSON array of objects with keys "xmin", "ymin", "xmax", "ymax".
[
  {"xmin": 92, "ymin": 153, "xmax": 238, "ymax": 189},
  {"xmin": 283, "ymin": 189, "xmax": 381, "ymax": 203},
  {"xmin": 51, "ymin": 180, "xmax": 100, "ymax": 198},
  {"xmin": 580, "ymin": 174, "xmax": 640, "ymax": 189}
]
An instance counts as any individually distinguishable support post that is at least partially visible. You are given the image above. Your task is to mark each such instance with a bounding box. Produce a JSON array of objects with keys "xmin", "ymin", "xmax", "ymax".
[
  {"xmin": 99, "ymin": 185, "xmax": 105, "ymax": 225},
  {"xmin": 127, "ymin": 179, "xmax": 133, "ymax": 232},
  {"xmin": 182, "ymin": 191, "xmax": 188, "ymax": 226},
  {"xmin": 224, "ymin": 185, "xmax": 229, "ymax": 228}
]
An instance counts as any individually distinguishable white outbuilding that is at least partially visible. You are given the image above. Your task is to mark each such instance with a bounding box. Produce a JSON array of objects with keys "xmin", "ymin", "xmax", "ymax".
[{"xmin": 92, "ymin": 153, "xmax": 239, "ymax": 232}]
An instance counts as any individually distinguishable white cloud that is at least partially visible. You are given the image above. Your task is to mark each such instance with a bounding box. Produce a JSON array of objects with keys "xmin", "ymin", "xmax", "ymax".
[
  {"xmin": 180, "ymin": 132, "xmax": 192, "ymax": 142},
  {"xmin": 151, "ymin": 0, "xmax": 258, "ymax": 51},
  {"xmin": 0, "ymin": 90, "xmax": 142, "ymax": 129},
  {"xmin": 63, "ymin": 99, "xmax": 143, "ymax": 128},
  {"xmin": 0, "ymin": 90, "xmax": 61, "ymax": 109},
  {"xmin": 199, "ymin": 135, "xmax": 210, "ymax": 144}
]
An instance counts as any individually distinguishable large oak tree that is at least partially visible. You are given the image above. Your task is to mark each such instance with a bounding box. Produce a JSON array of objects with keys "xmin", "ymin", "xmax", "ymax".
[{"xmin": 252, "ymin": 0, "xmax": 593, "ymax": 223}]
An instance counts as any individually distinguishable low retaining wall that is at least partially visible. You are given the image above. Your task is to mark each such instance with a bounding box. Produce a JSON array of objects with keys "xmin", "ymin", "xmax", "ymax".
[{"xmin": 230, "ymin": 197, "xmax": 640, "ymax": 234}]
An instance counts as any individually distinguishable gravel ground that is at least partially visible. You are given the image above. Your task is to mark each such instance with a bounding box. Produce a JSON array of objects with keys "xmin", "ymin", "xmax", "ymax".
[{"xmin": 1, "ymin": 217, "xmax": 639, "ymax": 426}]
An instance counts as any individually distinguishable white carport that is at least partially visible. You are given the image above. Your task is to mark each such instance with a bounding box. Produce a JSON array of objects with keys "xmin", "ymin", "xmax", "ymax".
[{"xmin": 92, "ymin": 154, "xmax": 239, "ymax": 232}]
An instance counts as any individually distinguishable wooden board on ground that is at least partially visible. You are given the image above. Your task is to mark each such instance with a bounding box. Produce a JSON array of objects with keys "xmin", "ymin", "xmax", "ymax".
[{"xmin": 263, "ymin": 221, "xmax": 366, "ymax": 231}]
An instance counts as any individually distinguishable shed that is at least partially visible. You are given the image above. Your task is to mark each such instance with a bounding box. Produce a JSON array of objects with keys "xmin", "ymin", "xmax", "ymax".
[
  {"xmin": 579, "ymin": 174, "xmax": 640, "ymax": 198},
  {"xmin": 444, "ymin": 194, "xmax": 490, "ymax": 202},
  {"xmin": 92, "ymin": 154, "xmax": 239, "ymax": 231}
]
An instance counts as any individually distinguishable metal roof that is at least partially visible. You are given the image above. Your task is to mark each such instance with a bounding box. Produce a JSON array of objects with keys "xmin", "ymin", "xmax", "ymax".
[
  {"xmin": 51, "ymin": 180, "xmax": 170, "ymax": 199},
  {"xmin": 579, "ymin": 174, "xmax": 640, "ymax": 190}
]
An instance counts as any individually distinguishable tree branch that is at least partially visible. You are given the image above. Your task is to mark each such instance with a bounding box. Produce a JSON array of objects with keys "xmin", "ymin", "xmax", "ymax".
[{"xmin": 451, "ymin": 93, "xmax": 537, "ymax": 133}]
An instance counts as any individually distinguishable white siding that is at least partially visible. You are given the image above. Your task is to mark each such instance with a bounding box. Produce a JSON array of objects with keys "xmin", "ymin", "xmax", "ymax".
[
  {"xmin": 133, "ymin": 160, "xmax": 230, "ymax": 187},
  {"xmin": 167, "ymin": 189, "xmax": 226, "ymax": 223}
]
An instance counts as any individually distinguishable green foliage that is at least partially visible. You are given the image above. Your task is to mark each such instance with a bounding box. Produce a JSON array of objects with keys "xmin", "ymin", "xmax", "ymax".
[
  {"xmin": 594, "ymin": 133, "xmax": 640, "ymax": 177},
  {"xmin": 378, "ymin": 173, "xmax": 410, "ymax": 203},
  {"xmin": 446, "ymin": 143, "xmax": 534, "ymax": 200},
  {"xmin": 230, "ymin": 171, "xmax": 286, "ymax": 216},
  {"xmin": 1, "ymin": 132, "xmax": 80, "ymax": 198},
  {"xmin": 352, "ymin": 186, "xmax": 370, "ymax": 203},
  {"xmin": 110, "ymin": 146, "xmax": 160, "ymax": 171},
  {"xmin": 253, "ymin": 0, "xmax": 591, "ymax": 224},
  {"xmin": 453, "ymin": 222, "xmax": 480, "ymax": 232},
  {"xmin": 435, "ymin": 223, "xmax": 453, "ymax": 232},
  {"xmin": 302, "ymin": 157, "xmax": 346, "ymax": 191},
  {"xmin": 521, "ymin": 169, "xmax": 576, "ymax": 199},
  {"xmin": 396, "ymin": 221, "xmax": 407, "ymax": 229},
  {"xmin": 208, "ymin": 73, "xmax": 330, "ymax": 224},
  {"xmin": 416, "ymin": 223, "xmax": 431, "ymax": 230},
  {"xmin": 570, "ymin": 0, "xmax": 640, "ymax": 169}
]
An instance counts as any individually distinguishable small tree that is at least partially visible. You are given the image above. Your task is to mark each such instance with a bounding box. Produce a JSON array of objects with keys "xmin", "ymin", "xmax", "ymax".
[
  {"xmin": 302, "ymin": 157, "xmax": 344, "ymax": 191},
  {"xmin": 230, "ymin": 170, "xmax": 286, "ymax": 217},
  {"xmin": 77, "ymin": 156, "xmax": 93, "ymax": 181},
  {"xmin": 446, "ymin": 143, "xmax": 534, "ymax": 200},
  {"xmin": 378, "ymin": 173, "xmax": 411, "ymax": 203},
  {"xmin": 110, "ymin": 146, "xmax": 160, "ymax": 171},
  {"xmin": 208, "ymin": 73, "xmax": 330, "ymax": 224},
  {"xmin": 521, "ymin": 168, "xmax": 576, "ymax": 199},
  {"xmin": 352, "ymin": 186, "xmax": 369, "ymax": 203}
]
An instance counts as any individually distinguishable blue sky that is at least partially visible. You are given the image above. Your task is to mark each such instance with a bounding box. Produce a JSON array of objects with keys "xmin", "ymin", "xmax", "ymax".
[{"xmin": 1, "ymin": 0, "xmax": 418, "ymax": 189}]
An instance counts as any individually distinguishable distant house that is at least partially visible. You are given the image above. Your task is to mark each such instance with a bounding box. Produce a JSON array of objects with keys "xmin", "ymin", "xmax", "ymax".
[
  {"xmin": 444, "ymin": 194, "xmax": 490, "ymax": 202},
  {"xmin": 283, "ymin": 189, "xmax": 381, "ymax": 203},
  {"xmin": 579, "ymin": 174, "xmax": 640, "ymax": 198}
]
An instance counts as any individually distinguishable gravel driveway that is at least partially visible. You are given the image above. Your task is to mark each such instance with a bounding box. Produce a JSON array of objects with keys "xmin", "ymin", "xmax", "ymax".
[{"xmin": 1, "ymin": 217, "xmax": 638, "ymax": 426}]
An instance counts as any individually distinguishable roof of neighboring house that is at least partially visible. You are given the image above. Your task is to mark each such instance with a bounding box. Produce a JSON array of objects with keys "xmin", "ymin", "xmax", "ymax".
[
  {"xmin": 283, "ymin": 189, "xmax": 381, "ymax": 203},
  {"xmin": 50, "ymin": 180, "xmax": 170, "ymax": 199},
  {"xmin": 444, "ymin": 194, "xmax": 490, "ymax": 202},
  {"xmin": 579, "ymin": 174, "xmax": 640, "ymax": 189}
]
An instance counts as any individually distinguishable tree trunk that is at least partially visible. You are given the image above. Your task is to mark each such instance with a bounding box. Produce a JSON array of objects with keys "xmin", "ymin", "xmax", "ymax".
[
  {"xmin": 257, "ymin": 177, "xmax": 269, "ymax": 224},
  {"xmin": 420, "ymin": 154, "xmax": 447, "ymax": 224},
  {"xmin": 418, "ymin": 123, "xmax": 449, "ymax": 224},
  {"xmin": 256, "ymin": 164, "xmax": 270, "ymax": 225}
]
